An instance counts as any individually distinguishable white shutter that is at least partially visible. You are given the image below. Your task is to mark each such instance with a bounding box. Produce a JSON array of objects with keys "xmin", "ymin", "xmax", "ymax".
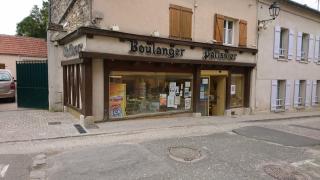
[
  {"xmin": 285, "ymin": 80, "xmax": 291, "ymax": 110},
  {"xmin": 305, "ymin": 80, "xmax": 312, "ymax": 107},
  {"xmin": 274, "ymin": 26, "xmax": 281, "ymax": 59},
  {"xmin": 288, "ymin": 30, "xmax": 294, "ymax": 60},
  {"xmin": 294, "ymin": 80, "xmax": 300, "ymax": 107},
  {"xmin": 296, "ymin": 32, "xmax": 303, "ymax": 61},
  {"xmin": 312, "ymin": 80, "xmax": 317, "ymax": 106},
  {"xmin": 271, "ymin": 80, "xmax": 278, "ymax": 111},
  {"xmin": 314, "ymin": 36, "xmax": 320, "ymax": 63},
  {"xmin": 308, "ymin": 34, "xmax": 314, "ymax": 62}
]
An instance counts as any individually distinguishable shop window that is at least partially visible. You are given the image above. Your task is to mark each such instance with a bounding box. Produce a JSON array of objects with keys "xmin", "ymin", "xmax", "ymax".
[
  {"xmin": 279, "ymin": 28, "xmax": 289, "ymax": 59},
  {"xmin": 230, "ymin": 74, "xmax": 244, "ymax": 108},
  {"xmin": 169, "ymin": 5, "xmax": 192, "ymax": 40},
  {"xmin": 109, "ymin": 71, "xmax": 193, "ymax": 119}
]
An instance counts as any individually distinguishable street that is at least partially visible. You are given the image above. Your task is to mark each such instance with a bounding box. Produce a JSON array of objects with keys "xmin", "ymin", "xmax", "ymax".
[{"xmin": 0, "ymin": 115, "xmax": 320, "ymax": 179}]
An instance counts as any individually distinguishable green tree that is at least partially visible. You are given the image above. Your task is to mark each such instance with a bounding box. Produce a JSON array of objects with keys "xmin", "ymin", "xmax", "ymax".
[{"xmin": 16, "ymin": 1, "xmax": 49, "ymax": 39}]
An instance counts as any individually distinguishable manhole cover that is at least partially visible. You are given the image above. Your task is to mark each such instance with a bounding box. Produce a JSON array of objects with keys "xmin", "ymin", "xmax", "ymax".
[
  {"xmin": 168, "ymin": 146, "xmax": 202, "ymax": 163},
  {"xmin": 263, "ymin": 164, "xmax": 310, "ymax": 180}
]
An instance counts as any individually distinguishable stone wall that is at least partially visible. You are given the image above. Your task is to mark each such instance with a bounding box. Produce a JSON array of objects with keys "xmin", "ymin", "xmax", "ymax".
[{"xmin": 50, "ymin": 0, "xmax": 91, "ymax": 32}]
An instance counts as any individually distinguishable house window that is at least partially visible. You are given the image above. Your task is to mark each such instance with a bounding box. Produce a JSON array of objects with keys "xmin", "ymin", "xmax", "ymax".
[
  {"xmin": 317, "ymin": 80, "xmax": 320, "ymax": 104},
  {"xmin": 298, "ymin": 80, "xmax": 306, "ymax": 106},
  {"xmin": 230, "ymin": 74, "xmax": 244, "ymax": 108},
  {"xmin": 276, "ymin": 80, "xmax": 286, "ymax": 109},
  {"xmin": 224, "ymin": 20, "xmax": 234, "ymax": 45},
  {"xmin": 279, "ymin": 28, "xmax": 289, "ymax": 59},
  {"xmin": 301, "ymin": 33, "xmax": 309, "ymax": 61},
  {"xmin": 169, "ymin": 5, "xmax": 193, "ymax": 40}
]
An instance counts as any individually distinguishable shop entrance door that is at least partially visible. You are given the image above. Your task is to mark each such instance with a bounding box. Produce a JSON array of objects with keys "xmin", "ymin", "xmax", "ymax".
[{"xmin": 200, "ymin": 70, "xmax": 227, "ymax": 116}]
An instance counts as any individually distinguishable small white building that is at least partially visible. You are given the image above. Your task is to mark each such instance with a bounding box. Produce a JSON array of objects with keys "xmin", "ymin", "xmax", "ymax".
[{"xmin": 256, "ymin": 0, "xmax": 320, "ymax": 113}]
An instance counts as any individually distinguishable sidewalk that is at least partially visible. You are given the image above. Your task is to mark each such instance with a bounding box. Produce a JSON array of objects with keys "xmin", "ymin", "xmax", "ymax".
[{"xmin": 0, "ymin": 110, "xmax": 319, "ymax": 144}]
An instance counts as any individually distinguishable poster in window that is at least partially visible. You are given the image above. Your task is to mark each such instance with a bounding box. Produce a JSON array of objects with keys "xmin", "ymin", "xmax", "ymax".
[
  {"xmin": 184, "ymin": 88, "xmax": 191, "ymax": 98},
  {"xmin": 160, "ymin": 94, "xmax": 167, "ymax": 106},
  {"xmin": 167, "ymin": 95, "xmax": 176, "ymax": 108},
  {"xmin": 169, "ymin": 82, "xmax": 176, "ymax": 96},
  {"xmin": 231, "ymin": 85, "xmax": 236, "ymax": 95},
  {"xmin": 185, "ymin": 98, "xmax": 191, "ymax": 110},
  {"xmin": 175, "ymin": 96, "xmax": 181, "ymax": 105},
  {"xmin": 185, "ymin": 81, "xmax": 191, "ymax": 88},
  {"xmin": 109, "ymin": 83, "xmax": 126, "ymax": 118}
]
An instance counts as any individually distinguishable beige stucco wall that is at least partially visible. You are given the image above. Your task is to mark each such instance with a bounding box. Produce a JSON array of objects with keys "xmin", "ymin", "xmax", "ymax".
[
  {"xmin": 92, "ymin": 58, "xmax": 104, "ymax": 121},
  {"xmin": 92, "ymin": 0, "xmax": 257, "ymax": 48},
  {"xmin": 0, "ymin": 55, "xmax": 46, "ymax": 79},
  {"xmin": 256, "ymin": 0, "xmax": 320, "ymax": 112}
]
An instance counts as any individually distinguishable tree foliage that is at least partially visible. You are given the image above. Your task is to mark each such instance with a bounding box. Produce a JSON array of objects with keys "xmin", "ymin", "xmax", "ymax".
[{"xmin": 16, "ymin": 1, "xmax": 48, "ymax": 39}]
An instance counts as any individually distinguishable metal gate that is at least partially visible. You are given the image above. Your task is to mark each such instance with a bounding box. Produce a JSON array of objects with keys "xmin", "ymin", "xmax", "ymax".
[{"xmin": 16, "ymin": 60, "xmax": 48, "ymax": 109}]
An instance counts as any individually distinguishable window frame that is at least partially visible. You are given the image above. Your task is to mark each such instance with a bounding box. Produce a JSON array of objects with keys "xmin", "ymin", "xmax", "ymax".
[{"xmin": 223, "ymin": 19, "xmax": 234, "ymax": 46}]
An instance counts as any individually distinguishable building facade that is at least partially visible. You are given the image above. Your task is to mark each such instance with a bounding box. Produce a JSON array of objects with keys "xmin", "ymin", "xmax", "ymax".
[
  {"xmin": 48, "ymin": 0, "xmax": 258, "ymax": 121},
  {"xmin": 256, "ymin": 0, "xmax": 320, "ymax": 113}
]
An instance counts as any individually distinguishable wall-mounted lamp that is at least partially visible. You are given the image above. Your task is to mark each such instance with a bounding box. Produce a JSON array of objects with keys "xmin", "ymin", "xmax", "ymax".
[{"xmin": 258, "ymin": 2, "xmax": 280, "ymax": 30}]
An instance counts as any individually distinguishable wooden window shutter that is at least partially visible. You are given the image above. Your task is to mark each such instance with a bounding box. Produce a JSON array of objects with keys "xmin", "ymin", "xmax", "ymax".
[
  {"xmin": 239, "ymin": 20, "xmax": 247, "ymax": 47},
  {"xmin": 180, "ymin": 9, "xmax": 192, "ymax": 40},
  {"xmin": 170, "ymin": 6, "xmax": 181, "ymax": 38},
  {"xmin": 170, "ymin": 5, "xmax": 192, "ymax": 39},
  {"xmin": 214, "ymin": 14, "xmax": 224, "ymax": 44}
]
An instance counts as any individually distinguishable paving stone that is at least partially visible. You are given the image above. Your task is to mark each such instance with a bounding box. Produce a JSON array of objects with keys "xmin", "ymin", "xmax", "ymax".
[{"xmin": 30, "ymin": 170, "xmax": 46, "ymax": 179}]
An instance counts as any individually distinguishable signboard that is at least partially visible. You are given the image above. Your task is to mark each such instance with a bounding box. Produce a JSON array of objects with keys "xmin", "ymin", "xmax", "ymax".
[
  {"xmin": 203, "ymin": 49, "xmax": 237, "ymax": 61},
  {"xmin": 63, "ymin": 43, "xmax": 83, "ymax": 58}
]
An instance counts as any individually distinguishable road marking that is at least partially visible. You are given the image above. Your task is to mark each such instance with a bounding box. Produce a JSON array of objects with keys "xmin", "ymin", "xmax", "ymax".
[
  {"xmin": 291, "ymin": 159, "xmax": 320, "ymax": 167},
  {"xmin": 0, "ymin": 164, "xmax": 9, "ymax": 178}
]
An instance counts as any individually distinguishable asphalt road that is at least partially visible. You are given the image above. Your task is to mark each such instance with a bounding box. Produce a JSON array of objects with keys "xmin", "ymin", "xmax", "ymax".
[
  {"xmin": 46, "ymin": 132, "xmax": 320, "ymax": 180},
  {"xmin": 0, "ymin": 155, "xmax": 31, "ymax": 180}
]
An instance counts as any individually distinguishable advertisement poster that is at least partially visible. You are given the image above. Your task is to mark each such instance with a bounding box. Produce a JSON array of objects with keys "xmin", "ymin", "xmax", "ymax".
[
  {"xmin": 109, "ymin": 83, "xmax": 126, "ymax": 118},
  {"xmin": 160, "ymin": 94, "xmax": 167, "ymax": 106},
  {"xmin": 175, "ymin": 96, "xmax": 181, "ymax": 105},
  {"xmin": 231, "ymin": 85, "xmax": 236, "ymax": 95},
  {"xmin": 185, "ymin": 98, "xmax": 191, "ymax": 110},
  {"xmin": 167, "ymin": 95, "xmax": 176, "ymax": 108},
  {"xmin": 185, "ymin": 81, "xmax": 191, "ymax": 88}
]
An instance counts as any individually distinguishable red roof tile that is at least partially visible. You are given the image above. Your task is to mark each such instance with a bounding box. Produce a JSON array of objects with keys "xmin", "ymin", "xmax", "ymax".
[{"xmin": 0, "ymin": 35, "xmax": 47, "ymax": 58}]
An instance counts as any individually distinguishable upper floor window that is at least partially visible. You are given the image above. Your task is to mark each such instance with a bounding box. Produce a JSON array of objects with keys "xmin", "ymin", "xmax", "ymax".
[
  {"xmin": 169, "ymin": 5, "xmax": 193, "ymax": 40},
  {"xmin": 274, "ymin": 26, "xmax": 294, "ymax": 60},
  {"xmin": 297, "ymin": 32, "xmax": 314, "ymax": 63},
  {"xmin": 224, "ymin": 20, "xmax": 234, "ymax": 45},
  {"xmin": 214, "ymin": 14, "xmax": 247, "ymax": 47}
]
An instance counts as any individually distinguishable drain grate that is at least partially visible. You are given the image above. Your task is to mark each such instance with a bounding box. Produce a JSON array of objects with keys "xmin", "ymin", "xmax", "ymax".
[
  {"xmin": 74, "ymin": 124, "xmax": 87, "ymax": 134},
  {"xmin": 263, "ymin": 164, "xmax": 310, "ymax": 180},
  {"xmin": 48, "ymin": 122, "xmax": 61, "ymax": 125},
  {"xmin": 168, "ymin": 146, "xmax": 203, "ymax": 163}
]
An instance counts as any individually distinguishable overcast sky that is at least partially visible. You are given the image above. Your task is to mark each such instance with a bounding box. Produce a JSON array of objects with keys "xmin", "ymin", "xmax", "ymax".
[{"xmin": 0, "ymin": 0, "xmax": 318, "ymax": 35}]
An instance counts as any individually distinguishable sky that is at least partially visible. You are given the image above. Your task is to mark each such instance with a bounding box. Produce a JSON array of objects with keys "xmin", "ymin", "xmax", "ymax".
[{"xmin": 0, "ymin": 0, "xmax": 318, "ymax": 35}]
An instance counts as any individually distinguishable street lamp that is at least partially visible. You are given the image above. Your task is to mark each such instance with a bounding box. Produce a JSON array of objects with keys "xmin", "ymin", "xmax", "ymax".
[{"xmin": 258, "ymin": 2, "xmax": 280, "ymax": 30}]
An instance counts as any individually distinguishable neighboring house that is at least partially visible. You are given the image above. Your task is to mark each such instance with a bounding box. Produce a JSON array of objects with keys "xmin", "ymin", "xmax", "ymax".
[
  {"xmin": 0, "ymin": 35, "xmax": 47, "ymax": 78},
  {"xmin": 48, "ymin": 0, "xmax": 258, "ymax": 121},
  {"xmin": 256, "ymin": 0, "xmax": 320, "ymax": 113}
]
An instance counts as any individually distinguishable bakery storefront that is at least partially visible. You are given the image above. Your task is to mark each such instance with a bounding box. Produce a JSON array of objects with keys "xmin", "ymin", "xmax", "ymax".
[{"xmin": 59, "ymin": 27, "xmax": 257, "ymax": 121}]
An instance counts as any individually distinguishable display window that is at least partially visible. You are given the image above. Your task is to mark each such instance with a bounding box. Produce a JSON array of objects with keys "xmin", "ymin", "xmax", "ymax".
[
  {"xmin": 230, "ymin": 74, "xmax": 245, "ymax": 108},
  {"xmin": 109, "ymin": 71, "xmax": 193, "ymax": 119}
]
